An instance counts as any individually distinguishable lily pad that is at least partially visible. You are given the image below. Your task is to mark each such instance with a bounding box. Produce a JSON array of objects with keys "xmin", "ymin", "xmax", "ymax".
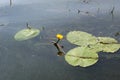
[
  {"xmin": 97, "ymin": 37, "xmax": 118, "ymax": 44},
  {"xmin": 14, "ymin": 28, "xmax": 40, "ymax": 41},
  {"xmin": 65, "ymin": 30, "xmax": 120, "ymax": 67},
  {"xmin": 90, "ymin": 37, "xmax": 120, "ymax": 53},
  {"xmin": 89, "ymin": 43, "xmax": 103, "ymax": 52},
  {"xmin": 66, "ymin": 31, "xmax": 97, "ymax": 46},
  {"xmin": 101, "ymin": 44, "xmax": 120, "ymax": 53},
  {"xmin": 65, "ymin": 47, "xmax": 98, "ymax": 67},
  {"xmin": 90, "ymin": 43, "xmax": 120, "ymax": 53}
]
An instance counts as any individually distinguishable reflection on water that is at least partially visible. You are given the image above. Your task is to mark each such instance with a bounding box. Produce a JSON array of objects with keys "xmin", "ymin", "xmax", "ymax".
[{"xmin": 0, "ymin": 0, "xmax": 120, "ymax": 80}]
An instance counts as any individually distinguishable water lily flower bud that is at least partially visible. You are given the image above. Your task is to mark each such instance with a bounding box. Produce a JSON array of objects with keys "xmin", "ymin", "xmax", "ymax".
[{"xmin": 56, "ymin": 34, "xmax": 63, "ymax": 40}]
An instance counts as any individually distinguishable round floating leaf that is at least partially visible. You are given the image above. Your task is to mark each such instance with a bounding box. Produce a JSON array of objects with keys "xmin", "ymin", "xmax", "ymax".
[
  {"xmin": 66, "ymin": 31, "xmax": 98, "ymax": 46},
  {"xmin": 102, "ymin": 44, "xmax": 120, "ymax": 53},
  {"xmin": 65, "ymin": 47, "xmax": 98, "ymax": 67},
  {"xmin": 90, "ymin": 43, "xmax": 103, "ymax": 52},
  {"xmin": 95, "ymin": 37, "xmax": 120, "ymax": 53},
  {"xmin": 98, "ymin": 37, "xmax": 118, "ymax": 44},
  {"xmin": 90, "ymin": 43, "xmax": 120, "ymax": 53},
  {"xmin": 14, "ymin": 28, "xmax": 40, "ymax": 41}
]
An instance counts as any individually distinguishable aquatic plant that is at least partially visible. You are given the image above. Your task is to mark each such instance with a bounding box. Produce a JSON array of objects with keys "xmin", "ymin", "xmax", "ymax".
[
  {"xmin": 14, "ymin": 28, "xmax": 40, "ymax": 41},
  {"xmin": 52, "ymin": 34, "xmax": 65, "ymax": 56},
  {"xmin": 65, "ymin": 31, "xmax": 120, "ymax": 67},
  {"xmin": 66, "ymin": 31, "xmax": 97, "ymax": 46},
  {"xmin": 65, "ymin": 47, "xmax": 98, "ymax": 67},
  {"xmin": 56, "ymin": 34, "xmax": 64, "ymax": 40}
]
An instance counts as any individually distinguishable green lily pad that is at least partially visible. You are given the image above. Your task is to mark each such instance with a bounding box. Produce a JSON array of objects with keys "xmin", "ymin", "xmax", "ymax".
[
  {"xmin": 14, "ymin": 28, "xmax": 40, "ymax": 41},
  {"xmin": 90, "ymin": 43, "xmax": 120, "ymax": 53},
  {"xmin": 65, "ymin": 31, "xmax": 120, "ymax": 67},
  {"xmin": 65, "ymin": 47, "xmax": 98, "ymax": 67},
  {"xmin": 97, "ymin": 37, "xmax": 118, "ymax": 44},
  {"xmin": 90, "ymin": 37, "xmax": 120, "ymax": 53},
  {"xmin": 89, "ymin": 43, "xmax": 103, "ymax": 52},
  {"xmin": 101, "ymin": 44, "xmax": 120, "ymax": 53},
  {"xmin": 66, "ymin": 31, "xmax": 97, "ymax": 46}
]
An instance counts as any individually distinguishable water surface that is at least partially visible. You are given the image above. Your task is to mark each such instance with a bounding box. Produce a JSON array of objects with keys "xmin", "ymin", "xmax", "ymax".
[{"xmin": 0, "ymin": 0, "xmax": 120, "ymax": 80}]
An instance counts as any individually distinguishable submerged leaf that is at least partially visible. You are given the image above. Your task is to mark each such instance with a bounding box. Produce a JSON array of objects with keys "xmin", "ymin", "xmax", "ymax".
[
  {"xmin": 14, "ymin": 28, "xmax": 40, "ymax": 41},
  {"xmin": 66, "ymin": 31, "xmax": 97, "ymax": 46},
  {"xmin": 65, "ymin": 47, "xmax": 98, "ymax": 67}
]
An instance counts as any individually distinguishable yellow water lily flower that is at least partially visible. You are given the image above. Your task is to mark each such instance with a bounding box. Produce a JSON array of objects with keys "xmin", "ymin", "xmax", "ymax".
[{"xmin": 56, "ymin": 34, "xmax": 63, "ymax": 40}]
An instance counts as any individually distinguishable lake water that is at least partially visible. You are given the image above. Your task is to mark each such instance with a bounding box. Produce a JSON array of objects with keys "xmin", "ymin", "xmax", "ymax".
[{"xmin": 0, "ymin": 0, "xmax": 120, "ymax": 80}]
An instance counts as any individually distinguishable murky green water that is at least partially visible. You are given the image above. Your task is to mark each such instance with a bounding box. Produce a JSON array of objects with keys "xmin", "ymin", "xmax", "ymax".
[{"xmin": 0, "ymin": 0, "xmax": 120, "ymax": 80}]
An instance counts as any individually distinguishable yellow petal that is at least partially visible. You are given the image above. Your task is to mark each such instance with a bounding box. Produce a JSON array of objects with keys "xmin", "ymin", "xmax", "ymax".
[{"xmin": 56, "ymin": 34, "xmax": 63, "ymax": 40}]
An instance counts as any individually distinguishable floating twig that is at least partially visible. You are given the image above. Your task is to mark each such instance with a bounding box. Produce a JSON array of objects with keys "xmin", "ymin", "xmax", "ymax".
[
  {"xmin": 97, "ymin": 8, "xmax": 100, "ymax": 13},
  {"xmin": 10, "ymin": 0, "xmax": 12, "ymax": 7},
  {"xmin": 83, "ymin": 0, "xmax": 89, "ymax": 3},
  {"xmin": 78, "ymin": 9, "xmax": 80, "ymax": 14},
  {"xmin": 111, "ymin": 6, "xmax": 115, "ymax": 14},
  {"xmin": 26, "ymin": 23, "xmax": 31, "ymax": 29},
  {"xmin": 0, "ymin": 24, "xmax": 5, "ymax": 26},
  {"xmin": 115, "ymin": 32, "xmax": 120, "ymax": 36},
  {"xmin": 110, "ymin": 6, "xmax": 115, "ymax": 21}
]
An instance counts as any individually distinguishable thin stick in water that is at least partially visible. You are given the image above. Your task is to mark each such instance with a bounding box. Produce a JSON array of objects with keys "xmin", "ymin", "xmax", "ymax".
[
  {"xmin": 10, "ymin": 0, "xmax": 12, "ymax": 7},
  {"xmin": 111, "ymin": 6, "xmax": 115, "ymax": 14}
]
